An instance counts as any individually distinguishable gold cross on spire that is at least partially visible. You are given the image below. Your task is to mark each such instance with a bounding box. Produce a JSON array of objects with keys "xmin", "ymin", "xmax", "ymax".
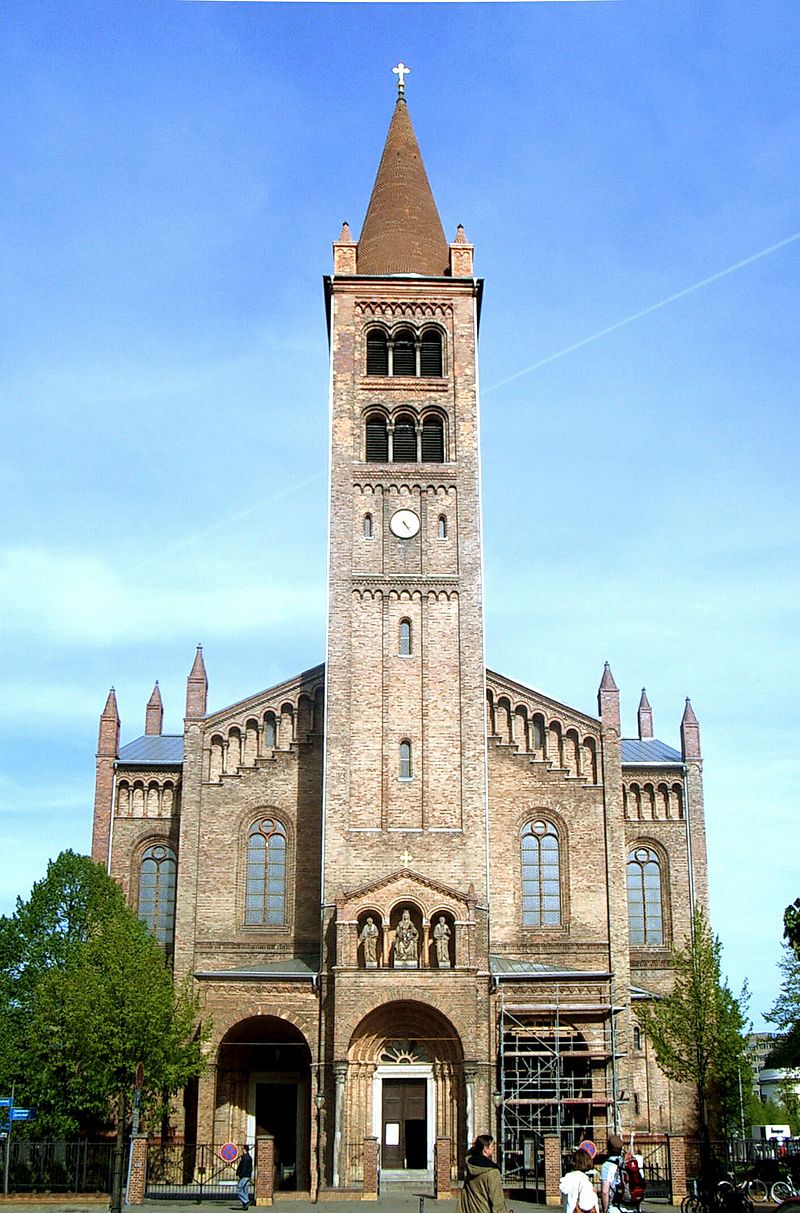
[
  {"xmin": 399, "ymin": 849, "xmax": 414, "ymax": 868},
  {"xmin": 392, "ymin": 62, "xmax": 411, "ymax": 98}
]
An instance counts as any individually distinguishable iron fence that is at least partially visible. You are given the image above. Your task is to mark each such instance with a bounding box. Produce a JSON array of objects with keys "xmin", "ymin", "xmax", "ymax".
[
  {"xmin": 0, "ymin": 1139, "xmax": 115, "ymax": 1194},
  {"xmin": 145, "ymin": 1142, "xmax": 245, "ymax": 1201}
]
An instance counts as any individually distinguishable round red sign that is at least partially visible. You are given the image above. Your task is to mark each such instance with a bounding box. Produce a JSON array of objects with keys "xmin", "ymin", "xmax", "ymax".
[{"xmin": 219, "ymin": 1142, "xmax": 239, "ymax": 1163}]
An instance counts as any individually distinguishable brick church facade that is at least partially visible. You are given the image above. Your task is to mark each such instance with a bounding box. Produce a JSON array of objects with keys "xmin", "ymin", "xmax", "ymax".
[{"xmin": 91, "ymin": 82, "xmax": 709, "ymax": 1193}]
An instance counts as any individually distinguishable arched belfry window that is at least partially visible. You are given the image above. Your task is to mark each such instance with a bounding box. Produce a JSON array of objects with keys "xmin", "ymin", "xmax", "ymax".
[
  {"xmin": 421, "ymin": 415, "xmax": 445, "ymax": 462},
  {"xmin": 399, "ymin": 618, "xmax": 412, "ymax": 656},
  {"xmin": 366, "ymin": 328, "xmax": 389, "ymax": 376},
  {"xmin": 399, "ymin": 740, "xmax": 413, "ymax": 780},
  {"xmin": 366, "ymin": 414, "xmax": 389, "ymax": 462},
  {"xmin": 437, "ymin": 515, "xmax": 447, "ymax": 539},
  {"xmin": 393, "ymin": 328, "xmax": 417, "ymax": 377},
  {"xmin": 393, "ymin": 414, "xmax": 417, "ymax": 462},
  {"xmin": 246, "ymin": 818, "xmax": 287, "ymax": 925},
  {"xmin": 521, "ymin": 820, "xmax": 561, "ymax": 926},
  {"xmin": 138, "ymin": 844, "xmax": 177, "ymax": 955},
  {"xmin": 364, "ymin": 513, "xmax": 373, "ymax": 538},
  {"xmin": 420, "ymin": 329, "xmax": 443, "ymax": 377},
  {"xmin": 627, "ymin": 846, "xmax": 664, "ymax": 945}
]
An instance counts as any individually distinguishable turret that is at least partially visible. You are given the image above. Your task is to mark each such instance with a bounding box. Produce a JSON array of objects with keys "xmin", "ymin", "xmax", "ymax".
[
  {"xmin": 680, "ymin": 697, "xmax": 702, "ymax": 760},
  {"xmin": 91, "ymin": 688, "xmax": 120, "ymax": 865},
  {"xmin": 597, "ymin": 662, "xmax": 620, "ymax": 732},
  {"xmin": 145, "ymin": 681, "xmax": 163, "ymax": 736},
  {"xmin": 97, "ymin": 687, "xmax": 120, "ymax": 757},
  {"xmin": 637, "ymin": 687, "xmax": 653, "ymax": 740},
  {"xmin": 185, "ymin": 645, "xmax": 208, "ymax": 720}
]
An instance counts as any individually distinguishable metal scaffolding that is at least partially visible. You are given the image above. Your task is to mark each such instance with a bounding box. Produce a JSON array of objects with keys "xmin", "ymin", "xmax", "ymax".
[{"xmin": 496, "ymin": 992, "xmax": 622, "ymax": 1183}]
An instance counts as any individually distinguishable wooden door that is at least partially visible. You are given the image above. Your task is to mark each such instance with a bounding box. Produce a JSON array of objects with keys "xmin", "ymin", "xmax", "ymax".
[{"xmin": 381, "ymin": 1078, "xmax": 427, "ymax": 1170}]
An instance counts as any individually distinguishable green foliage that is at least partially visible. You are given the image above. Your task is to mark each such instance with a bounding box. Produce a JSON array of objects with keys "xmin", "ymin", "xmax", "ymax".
[
  {"xmin": 784, "ymin": 899, "xmax": 800, "ymax": 955},
  {"xmin": 637, "ymin": 905, "xmax": 751, "ymax": 1137},
  {"xmin": 0, "ymin": 850, "xmax": 208, "ymax": 1135},
  {"xmin": 766, "ymin": 944, "xmax": 800, "ymax": 1068}
]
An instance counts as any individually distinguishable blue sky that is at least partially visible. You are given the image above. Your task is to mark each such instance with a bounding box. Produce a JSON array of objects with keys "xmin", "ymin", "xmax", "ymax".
[{"xmin": 1, "ymin": 1, "xmax": 798, "ymax": 1031}]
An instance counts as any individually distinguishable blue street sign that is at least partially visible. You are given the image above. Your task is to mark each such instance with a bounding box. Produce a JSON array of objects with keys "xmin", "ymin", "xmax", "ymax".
[
  {"xmin": 0, "ymin": 1099, "xmax": 12, "ymax": 1108},
  {"xmin": 10, "ymin": 1108, "xmax": 34, "ymax": 1121}
]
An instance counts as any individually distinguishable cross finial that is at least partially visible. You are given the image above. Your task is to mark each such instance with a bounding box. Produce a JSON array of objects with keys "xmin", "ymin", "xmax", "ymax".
[
  {"xmin": 392, "ymin": 62, "xmax": 411, "ymax": 98},
  {"xmin": 399, "ymin": 849, "xmax": 414, "ymax": 868}
]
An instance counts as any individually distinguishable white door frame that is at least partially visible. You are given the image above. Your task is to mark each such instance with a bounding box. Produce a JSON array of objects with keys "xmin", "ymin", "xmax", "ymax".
[{"xmin": 372, "ymin": 1064, "xmax": 434, "ymax": 1180}]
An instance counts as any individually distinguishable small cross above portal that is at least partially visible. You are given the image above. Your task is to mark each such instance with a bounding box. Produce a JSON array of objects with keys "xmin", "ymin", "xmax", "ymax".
[
  {"xmin": 399, "ymin": 849, "xmax": 414, "ymax": 868},
  {"xmin": 392, "ymin": 62, "xmax": 411, "ymax": 97}
]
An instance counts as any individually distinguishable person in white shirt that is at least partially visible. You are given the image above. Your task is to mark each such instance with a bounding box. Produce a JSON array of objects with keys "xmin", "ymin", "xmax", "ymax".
[{"xmin": 560, "ymin": 1148, "xmax": 599, "ymax": 1213}]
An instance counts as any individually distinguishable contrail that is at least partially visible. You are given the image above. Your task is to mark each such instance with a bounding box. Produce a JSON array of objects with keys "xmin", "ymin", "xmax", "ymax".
[
  {"xmin": 483, "ymin": 232, "xmax": 800, "ymax": 395},
  {"xmin": 139, "ymin": 471, "xmax": 326, "ymax": 568}
]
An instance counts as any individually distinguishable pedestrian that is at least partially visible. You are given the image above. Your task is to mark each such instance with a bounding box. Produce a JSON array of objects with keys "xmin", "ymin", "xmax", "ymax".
[
  {"xmin": 600, "ymin": 1136, "xmax": 624, "ymax": 1213},
  {"xmin": 457, "ymin": 1134, "xmax": 513, "ymax": 1213},
  {"xmin": 560, "ymin": 1148, "xmax": 599, "ymax": 1213},
  {"xmin": 236, "ymin": 1144, "xmax": 253, "ymax": 1210}
]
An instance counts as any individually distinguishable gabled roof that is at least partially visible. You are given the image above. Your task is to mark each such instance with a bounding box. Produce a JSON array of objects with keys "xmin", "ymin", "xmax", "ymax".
[
  {"xmin": 620, "ymin": 738, "xmax": 683, "ymax": 766},
  {"xmin": 357, "ymin": 98, "xmax": 449, "ymax": 276},
  {"xmin": 117, "ymin": 735, "xmax": 183, "ymax": 766}
]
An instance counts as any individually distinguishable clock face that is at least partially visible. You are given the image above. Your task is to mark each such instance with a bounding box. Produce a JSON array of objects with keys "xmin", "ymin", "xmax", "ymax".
[{"xmin": 389, "ymin": 508, "xmax": 420, "ymax": 539}]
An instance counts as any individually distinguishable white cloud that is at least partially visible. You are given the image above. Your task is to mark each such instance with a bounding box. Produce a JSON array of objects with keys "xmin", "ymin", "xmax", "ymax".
[{"xmin": 1, "ymin": 547, "xmax": 325, "ymax": 647}]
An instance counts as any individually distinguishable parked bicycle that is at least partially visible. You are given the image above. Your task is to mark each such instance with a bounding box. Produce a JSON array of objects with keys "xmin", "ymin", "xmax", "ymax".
[
  {"xmin": 771, "ymin": 1177, "xmax": 800, "ymax": 1204},
  {"xmin": 717, "ymin": 1173, "xmax": 769, "ymax": 1204}
]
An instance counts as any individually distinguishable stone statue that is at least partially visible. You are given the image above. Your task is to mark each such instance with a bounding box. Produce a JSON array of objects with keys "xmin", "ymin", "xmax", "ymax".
[
  {"xmin": 433, "ymin": 916, "xmax": 451, "ymax": 967},
  {"xmin": 394, "ymin": 910, "xmax": 419, "ymax": 967},
  {"xmin": 359, "ymin": 916, "xmax": 380, "ymax": 967}
]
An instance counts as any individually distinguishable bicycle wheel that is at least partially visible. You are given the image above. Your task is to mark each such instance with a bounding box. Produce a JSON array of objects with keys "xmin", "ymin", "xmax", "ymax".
[
  {"xmin": 746, "ymin": 1180, "xmax": 767, "ymax": 1203},
  {"xmin": 682, "ymin": 1194, "xmax": 702, "ymax": 1213},
  {"xmin": 770, "ymin": 1181, "xmax": 792, "ymax": 1203}
]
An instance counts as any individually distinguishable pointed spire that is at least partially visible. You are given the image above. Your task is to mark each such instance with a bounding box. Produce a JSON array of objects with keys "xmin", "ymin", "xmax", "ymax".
[
  {"xmin": 145, "ymin": 681, "xmax": 163, "ymax": 736},
  {"xmin": 681, "ymin": 697, "xmax": 701, "ymax": 760},
  {"xmin": 638, "ymin": 688, "xmax": 654, "ymax": 740},
  {"xmin": 98, "ymin": 688, "xmax": 120, "ymax": 758},
  {"xmin": 185, "ymin": 645, "xmax": 208, "ymax": 720},
  {"xmin": 597, "ymin": 662, "xmax": 620, "ymax": 730},
  {"xmin": 357, "ymin": 96, "xmax": 449, "ymax": 276},
  {"xmin": 339, "ymin": 221, "xmax": 352, "ymax": 242}
]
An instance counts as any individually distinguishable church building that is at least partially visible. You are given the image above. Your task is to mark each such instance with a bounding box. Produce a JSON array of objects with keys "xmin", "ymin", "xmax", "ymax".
[{"xmin": 91, "ymin": 73, "xmax": 709, "ymax": 1194}]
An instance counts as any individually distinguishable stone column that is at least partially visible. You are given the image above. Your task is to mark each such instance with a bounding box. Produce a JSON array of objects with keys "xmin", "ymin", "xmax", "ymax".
[
  {"xmin": 126, "ymin": 1135, "xmax": 148, "ymax": 1205},
  {"xmin": 333, "ymin": 1062, "xmax": 347, "ymax": 1187},
  {"xmin": 463, "ymin": 1065, "xmax": 477, "ymax": 1154},
  {"xmin": 434, "ymin": 1137, "xmax": 452, "ymax": 1199},
  {"xmin": 669, "ymin": 1135, "xmax": 687, "ymax": 1206},
  {"xmin": 544, "ymin": 1134, "xmax": 562, "ymax": 1206},
  {"xmin": 362, "ymin": 1136, "xmax": 379, "ymax": 1201},
  {"xmin": 255, "ymin": 1135, "xmax": 275, "ymax": 1207}
]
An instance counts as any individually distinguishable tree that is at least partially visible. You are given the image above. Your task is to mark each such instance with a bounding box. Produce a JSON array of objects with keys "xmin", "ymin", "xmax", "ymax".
[
  {"xmin": 783, "ymin": 898, "xmax": 800, "ymax": 954},
  {"xmin": 766, "ymin": 942, "xmax": 800, "ymax": 1069},
  {"xmin": 0, "ymin": 851, "xmax": 208, "ymax": 1135},
  {"xmin": 637, "ymin": 906, "xmax": 751, "ymax": 1150}
]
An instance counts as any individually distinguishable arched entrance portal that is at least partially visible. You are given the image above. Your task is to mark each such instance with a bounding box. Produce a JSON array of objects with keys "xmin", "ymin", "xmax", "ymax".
[
  {"xmin": 345, "ymin": 1000, "xmax": 463, "ymax": 1185},
  {"xmin": 216, "ymin": 1016, "xmax": 312, "ymax": 1191}
]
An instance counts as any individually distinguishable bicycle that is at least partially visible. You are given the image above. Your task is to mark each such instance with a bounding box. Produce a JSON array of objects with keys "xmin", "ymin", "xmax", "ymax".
[
  {"xmin": 770, "ymin": 1177, "xmax": 800, "ymax": 1204},
  {"xmin": 717, "ymin": 1174, "xmax": 768, "ymax": 1204}
]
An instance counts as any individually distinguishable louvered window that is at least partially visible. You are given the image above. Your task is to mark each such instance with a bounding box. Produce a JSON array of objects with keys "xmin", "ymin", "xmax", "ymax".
[
  {"xmin": 421, "ymin": 415, "xmax": 444, "ymax": 462},
  {"xmin": 393, "ymin": 416, "xmax": 417, "ymax": 461},
  {"xmin": 420, "ymin": 330, "xmax": 443, "ymax": 377},
  {"xmin": 393, "ymin": 329, "xmax": 416, "ymax": 376},
  {"xmin": 366, "ymin": 415, "xmax": 389, "ymax": 462},
  {"xmin": 366, "ymin": 329, "xmax": 389, "ymax": 375}
]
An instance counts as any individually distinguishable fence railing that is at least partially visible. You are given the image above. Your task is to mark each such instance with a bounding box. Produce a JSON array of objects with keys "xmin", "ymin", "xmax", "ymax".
[
  {"xmin": 0, "ymin": 1139, "xmax": 115, "ymax": 1194},
  {"xmin": 145, "ymin": 1141, "xmax": 244, "ymax": 1200}
]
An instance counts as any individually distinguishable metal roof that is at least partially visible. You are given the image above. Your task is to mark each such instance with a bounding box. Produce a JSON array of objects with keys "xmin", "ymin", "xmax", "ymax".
[
  {"xmin": 195, "ymin": 956, "xmax": 319, "ymax": 981},
  {"xmin": 621, "ymin": 738, "xmax": 683, "ymax": 766},
  {"xmin": 117, "ymin": 735, "xmax": 184, "ymax": 766},
  {"xmin": 490, "ymin": 956, "xmax": 610, "ymax": 978}
]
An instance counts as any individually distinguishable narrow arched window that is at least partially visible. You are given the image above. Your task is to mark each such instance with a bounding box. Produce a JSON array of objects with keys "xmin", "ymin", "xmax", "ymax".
[
  {"xmin": 399, "ymin": 619, "xmax": 412, "ymax": 656},
  {"xmin": 399, "ymin": 740, "xmax": 412, "ymax": 780},
  {"xmin": 627, "ymin": 846, "xmax": 664, "ymax": 945},
  {"xmin": 138, "ymin": 844, "xmax": 177, "ymax": 955},
  {"xmin": 364, "ymin": 513, "xmax": 373, "ymax": 538},
  {"xmin": 393, "ymin": 414, "xmax": 417, "ymax": 461},
  {"xmin": 264, "ymin": 712, "xmax": 277, "ymax": 748},
  {"xmin": 421, "ymin": 414, "xmax": 445, "ymax": 462},
  {"xmin": 246, "ymin": 818, "xmax": 287, "ymax": 925},
  {"xmin": 437, "ymin": 515, "xmax": 447, "ymax": 539},
  {"xmin": 366, "ymin": 329, "xmax": 389, "ymax": 375},
  {"xmin": 420, "ymin": 329, "xmax": 443, "ymax": 377},
  {"xmin": 393, "ymin": 328, "xmax": 416, "ymax": 376},
  {"xmin": 366, "ymin": 414, "xmax": 389, "ymax": 462},
  {"xmin": 521, "ymin": 820, "xmax": 561, "ymax": 926}
]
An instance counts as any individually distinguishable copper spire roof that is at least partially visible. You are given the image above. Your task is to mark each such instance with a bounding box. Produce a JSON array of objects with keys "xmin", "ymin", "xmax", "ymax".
[{"xmin": 357, "ymin": 98, "xmax": 449, "ymax": 276}]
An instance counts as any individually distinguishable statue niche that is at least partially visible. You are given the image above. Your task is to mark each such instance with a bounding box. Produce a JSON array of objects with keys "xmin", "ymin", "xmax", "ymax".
[
  {"xmin": 358, "ymin": 914, "xmax": 381, "ymax": 968},
  {"xmin": 432, "ymin": 914, "xmax": 452, "ymax": 968},
  {"xmin": 392, "ymin": 908, "xmax": 419, "ymax": 968}
]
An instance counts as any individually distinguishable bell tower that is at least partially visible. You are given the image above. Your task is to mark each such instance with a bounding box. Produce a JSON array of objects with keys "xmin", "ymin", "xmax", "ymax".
[{"xmin": 322, "ymin": 74, "xmax": 487, "ymax": 914}]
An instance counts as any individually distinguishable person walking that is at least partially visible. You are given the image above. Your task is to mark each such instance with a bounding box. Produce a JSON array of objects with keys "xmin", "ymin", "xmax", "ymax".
[
  {"xmin": 235, "ymin": 1144, "xmax": 253, "ymax": 1211},
  {"xmin": 560, "ymin": 1148, "xmax": 599, "ymax": 1213},
  {"xmin": 457, "ymin": 1135, "xmax": 512, "ymax": 1213}
]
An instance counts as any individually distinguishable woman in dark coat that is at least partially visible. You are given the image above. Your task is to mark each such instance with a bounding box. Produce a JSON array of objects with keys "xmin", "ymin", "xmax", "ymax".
[{"xmin": 457, "ymin": 1135, "xmax": 511, "ymax": 1213}]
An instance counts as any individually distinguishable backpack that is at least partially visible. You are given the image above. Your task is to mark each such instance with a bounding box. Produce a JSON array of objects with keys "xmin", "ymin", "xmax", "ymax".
[{"xmin": 619, "ymin": 1156, "xmax": 646, "ymax": 1205}]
